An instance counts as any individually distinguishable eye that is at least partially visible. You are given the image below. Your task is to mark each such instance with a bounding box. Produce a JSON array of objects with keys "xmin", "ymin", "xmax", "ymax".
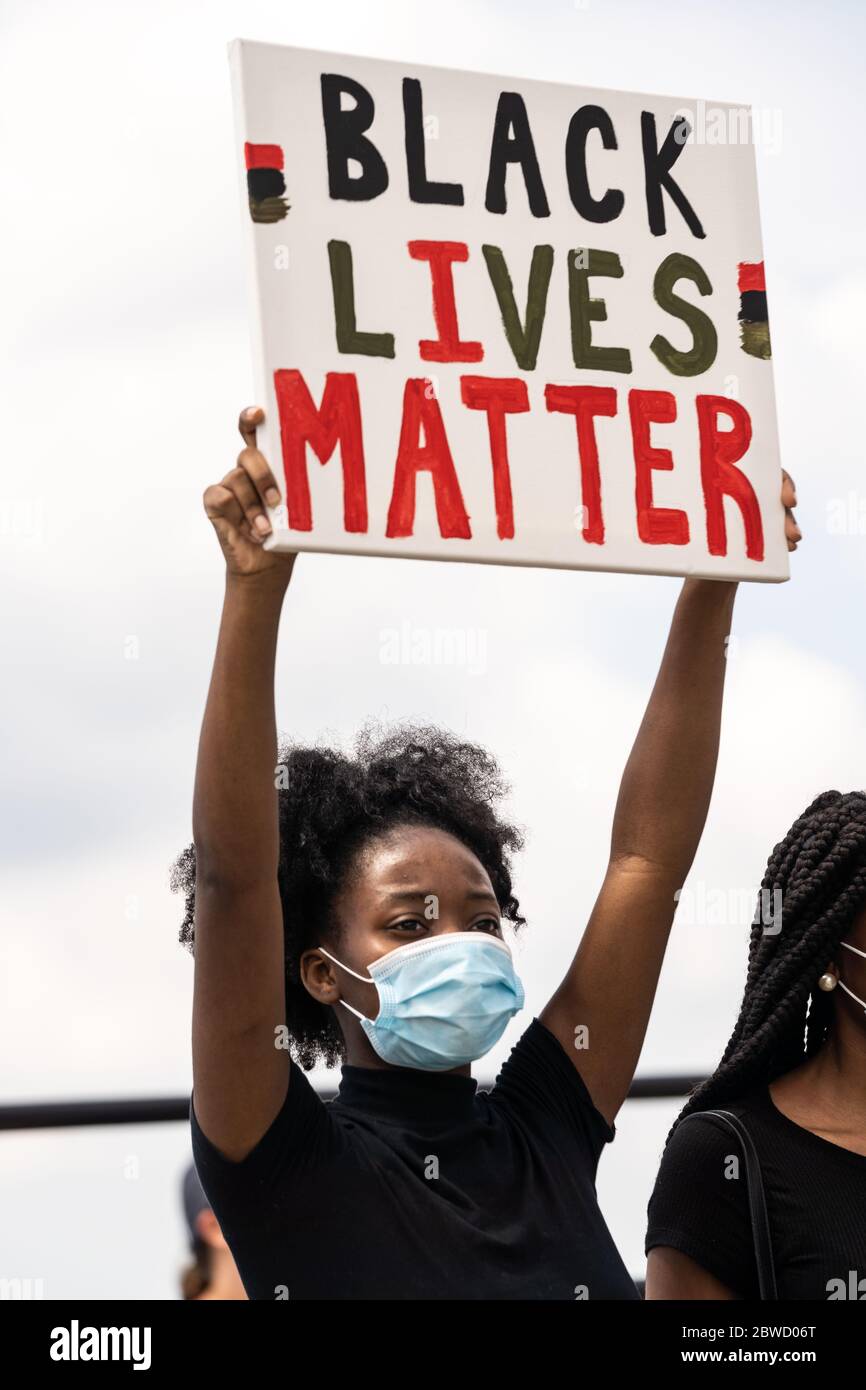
[
  {"xmin": 390, "ymin": 918, "xmax": 428, "ymax": 933},
  {"xmin": 471, "ymin": 917, "xmax": 502, "ymax": 934}
]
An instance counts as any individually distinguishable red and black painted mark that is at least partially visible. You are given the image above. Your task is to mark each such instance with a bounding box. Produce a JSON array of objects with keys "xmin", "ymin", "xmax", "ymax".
[
  {"xmin": 738, "ymin": 261, "xmax": 770, "ymax": 359},
  {"xmin": 244, "ymin": 142, "xmax": 290, "ymax": 224}
]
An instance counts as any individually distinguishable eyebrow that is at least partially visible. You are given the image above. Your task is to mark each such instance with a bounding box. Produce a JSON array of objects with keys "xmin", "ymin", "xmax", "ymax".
[{"xmin": 381, "ymin": 888, "xmax": 499, "ymax": 904}]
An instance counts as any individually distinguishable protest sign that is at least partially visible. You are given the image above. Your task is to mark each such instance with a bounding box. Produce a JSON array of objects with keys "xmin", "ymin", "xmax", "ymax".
[{"xmin": 229, "ymin": 39, "xmax": 787, "ymax": 581}]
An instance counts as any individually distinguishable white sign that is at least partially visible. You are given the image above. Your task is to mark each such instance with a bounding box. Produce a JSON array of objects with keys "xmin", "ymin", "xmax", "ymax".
[{"xmin": 229, "ymin": 38, "xmax": 787, "ymax": 582}]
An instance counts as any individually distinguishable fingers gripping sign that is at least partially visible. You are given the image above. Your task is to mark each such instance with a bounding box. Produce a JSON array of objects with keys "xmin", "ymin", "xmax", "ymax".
[
  {"xmin": 202, "ymin": 407, "xmax": 295, "ymax": 578},
  {"xmin": 781, "ymin": 469, "xmax": 801, "ymax": 552}
]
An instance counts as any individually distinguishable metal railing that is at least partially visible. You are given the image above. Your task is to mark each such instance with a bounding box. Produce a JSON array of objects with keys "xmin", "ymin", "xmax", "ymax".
[
  {"xmin": 0, "ymin": 1075, "xmax": 704, "ymax": 1132},
  {"xmin": 0, "ymin": 1079, "xmax": 703, "ymax": 1298}
]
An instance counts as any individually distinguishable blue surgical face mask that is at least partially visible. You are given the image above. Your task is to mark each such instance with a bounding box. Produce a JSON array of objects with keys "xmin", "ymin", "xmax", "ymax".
[{"xmin": 318, "ymin": 931, "xmax": 525, "ymax": 1071}]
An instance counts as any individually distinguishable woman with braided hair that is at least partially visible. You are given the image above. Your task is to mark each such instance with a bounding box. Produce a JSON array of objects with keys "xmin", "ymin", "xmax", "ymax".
[{"xmin": 646, "ymin": 791, "xmax": 866, "ymax": 1300}]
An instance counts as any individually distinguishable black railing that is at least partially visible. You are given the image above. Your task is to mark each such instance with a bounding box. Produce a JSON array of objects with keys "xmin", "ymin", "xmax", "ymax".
[
  {"xmin": 0, "ymin": 1075, "xmax": 704, "ymax": 1132},
  {"xmin": 0, "ymin": 1081, "xmax": 698, "ymax": 1299}
]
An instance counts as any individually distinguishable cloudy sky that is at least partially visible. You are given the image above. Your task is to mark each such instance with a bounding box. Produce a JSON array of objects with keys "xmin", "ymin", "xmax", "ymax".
[{"xmin": 3, "ymin": 0, "xmax": 865, "ymax": 1298}]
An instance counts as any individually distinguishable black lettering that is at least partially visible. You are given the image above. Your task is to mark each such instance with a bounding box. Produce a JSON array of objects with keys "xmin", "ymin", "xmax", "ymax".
[
  {"xmin": 321, "ymin": 73, "xmax": 389, "ymax": 201},
  {"xmin": 641, "ymin": 112, "xmax": 705, "ymax": 238},
  {"xmin": 485, "ymin": 92, "xmax": 550, "ymax": 217},
  {"xmin": 565, "ymin": 105, "xmax": 624, "ymax": 223}
]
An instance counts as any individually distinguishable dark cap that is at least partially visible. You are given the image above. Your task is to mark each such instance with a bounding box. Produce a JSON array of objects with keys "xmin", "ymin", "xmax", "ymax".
[{"xmin": 181, "ymin": 1162, "xmax": 210, "ymax": 1249}]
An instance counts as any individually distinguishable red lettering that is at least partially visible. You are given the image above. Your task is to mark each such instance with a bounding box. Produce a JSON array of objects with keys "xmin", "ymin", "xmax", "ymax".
[
  {"xmin": 386, "ymin": 379, "xmax": 472, "ymax": 539},
  {"xmin": 408, "ymin": 240, "xmax": 484, "ymax": 363},
  {"xmin": 272, "ymin": 370, "xmax": 367, "ymax": 532},
  {"xmin": 460, "ymin": 376, "xmax": 529, "ymax": 539},
  {"xmin": 696, "ymin": 395, "xmax": 763, "ymax": 561},
  {"xmin": 544, "ymin": 384, "xmax": 617, "ymax": 544},
  {"xmin": 628, "ymin": 389, "xmax": 690, "ymax": 546}
]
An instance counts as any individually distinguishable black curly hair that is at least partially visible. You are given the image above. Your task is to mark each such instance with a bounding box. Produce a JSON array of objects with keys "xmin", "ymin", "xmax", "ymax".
[
  {"xmin": 673, "ymin": 789, "xmax": 866, "ymax": 1130},
  {"xmin": 171, "ymin": 721, "xmax": 526, "ymax": 1070}
]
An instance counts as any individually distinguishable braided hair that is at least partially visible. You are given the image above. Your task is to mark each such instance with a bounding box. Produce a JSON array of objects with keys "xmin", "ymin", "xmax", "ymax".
[
  {"xmin": 171, "ymin": 721, "xmax": 525, "ymax": 1070},
  {"xmin": 674, "ymin": 789, "xmax": 866, "ymax": 1129}
]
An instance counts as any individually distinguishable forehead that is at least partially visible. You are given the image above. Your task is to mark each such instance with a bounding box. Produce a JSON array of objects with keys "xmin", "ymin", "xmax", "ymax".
[{"xmin": 351, "ymin": 824, "xmax": 494, "ymax": 894}]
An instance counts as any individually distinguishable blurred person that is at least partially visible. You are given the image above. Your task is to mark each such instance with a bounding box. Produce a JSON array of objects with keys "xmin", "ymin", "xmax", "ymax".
[
  {"xmin": 171, "ymin": 404, "xmax": 800, "ymax": 1300},
  {"xmin": 646, "ymin": 794, "xmax": 866, "ymax": 1300},
  {"xmin": 180, "ymin": 1162, "xmax": 247, "ymax": 1300}
]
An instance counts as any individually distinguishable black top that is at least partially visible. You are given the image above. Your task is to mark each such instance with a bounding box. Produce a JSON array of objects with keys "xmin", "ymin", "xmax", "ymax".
[
  {"xmin": 190, "ymin": 1016, "xmax": 639, "ymax": 1300},
  {"xmin": 646, "ymin": 1086, "xmax": 866, "ymax": 1300}
]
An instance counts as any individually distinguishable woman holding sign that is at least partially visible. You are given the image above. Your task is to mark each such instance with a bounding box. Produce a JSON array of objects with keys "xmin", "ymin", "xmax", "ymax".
[{"xmin": 173, "ymin": 404, "xmax": 799, "ymax": 1300}]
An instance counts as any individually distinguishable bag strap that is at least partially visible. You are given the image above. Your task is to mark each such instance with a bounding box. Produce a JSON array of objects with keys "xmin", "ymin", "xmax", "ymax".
[{"xmin": 679, "ymin": 1108, "xmax": 778, "ymax": 1301}]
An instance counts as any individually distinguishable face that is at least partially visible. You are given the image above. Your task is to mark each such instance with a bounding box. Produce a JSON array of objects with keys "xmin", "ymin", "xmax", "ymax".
[{"xmin": 301, "ymin": 824, "xmax": 504, "ymax": 1058}]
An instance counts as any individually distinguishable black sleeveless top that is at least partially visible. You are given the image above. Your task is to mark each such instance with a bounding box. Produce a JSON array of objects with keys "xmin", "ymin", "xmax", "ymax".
[
  {"xmin": 191, "ymin": 1016, "xmax": 640, "ymax": 1300},
  {"xmin": 646, "ymin": 1086, "xmax": 866, "ymax": 1299}
]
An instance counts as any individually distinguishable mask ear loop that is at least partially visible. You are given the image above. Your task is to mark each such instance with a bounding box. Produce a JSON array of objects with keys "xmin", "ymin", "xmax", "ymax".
[
  {"xmin": 838, "ymin": 942, "xmax": 866, "ymax": 1013},
  {"xmin": 317, "ymin": 945, "xmax": 376, "ymax": 1021}
]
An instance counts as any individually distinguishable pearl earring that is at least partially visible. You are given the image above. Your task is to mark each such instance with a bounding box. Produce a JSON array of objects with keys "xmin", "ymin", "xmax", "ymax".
[{"xmin": 818, "ymin": 972, "xmax": 838, "ymax": 992}]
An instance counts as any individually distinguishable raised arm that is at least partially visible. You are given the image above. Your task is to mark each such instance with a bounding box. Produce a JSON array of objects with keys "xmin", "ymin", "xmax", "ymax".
[
  {"xmin": 538, "ymin": 578, "xmax": 737, "ymax": 1125},
  {"xmin": 191, "ymin": 407, "xmax": 295, "ymax": 1161},
  {"xmin": 540, "ymin": 476, "xmax": 800, "ymax": 1125}
]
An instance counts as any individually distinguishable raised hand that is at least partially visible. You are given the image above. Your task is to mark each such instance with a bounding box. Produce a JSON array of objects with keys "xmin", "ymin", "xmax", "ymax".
[{"xmin": 202, "ymin": 406, "xmax": 295, "ymax": 578}]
